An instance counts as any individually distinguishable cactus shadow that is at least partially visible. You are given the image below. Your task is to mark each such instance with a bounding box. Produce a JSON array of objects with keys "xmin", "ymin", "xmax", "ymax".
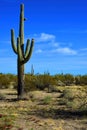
[{"xmin": 28, "ymin": 107, "xmax": 87, "ymax": 120}]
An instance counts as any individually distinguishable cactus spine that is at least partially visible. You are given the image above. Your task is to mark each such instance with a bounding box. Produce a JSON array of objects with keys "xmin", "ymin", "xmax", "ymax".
[{"xmin": 11, "ymin": 4, "xmax": 34, "ymax": 99}]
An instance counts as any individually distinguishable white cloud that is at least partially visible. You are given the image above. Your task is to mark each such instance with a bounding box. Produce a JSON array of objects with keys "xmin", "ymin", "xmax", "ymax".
[
  {"xmin": 32, "ymin": 32, "xmax": 78, "ymax": 56},
  {"xmin": 52, "ymin": 47, "xmax": 77, "ymax": 55},
  {"xmin": 35, "ymin": 33, "xmax": 55, "ymax": 42}
]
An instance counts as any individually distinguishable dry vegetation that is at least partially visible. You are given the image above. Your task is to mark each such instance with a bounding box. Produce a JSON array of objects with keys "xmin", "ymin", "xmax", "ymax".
[{"xmin": 0, "ymin": 85, "xmax": 87, "ymax": 130}]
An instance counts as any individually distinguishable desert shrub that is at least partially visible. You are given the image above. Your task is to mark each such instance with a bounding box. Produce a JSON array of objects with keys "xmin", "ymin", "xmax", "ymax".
[
  {"xmin": 64, "ymin": 74, "xmax": 74, "ymax": 86},
  {"xmin": 63, "ymin": 89, "xmax": 75, "ymax": 100},
  {"xmin": 35, "ymin": 75, "xmax": 45, "ymax": 90},
  {"xmin": 57, "ymin": 80, "xmax": 65, "ymax": 86},
  {"xmin": 43, "ymin": 96, "xmax": 52, "ymax": 104},
  {"xmin": 0, "ymin": 93, "xmax": 5, "ymax": 100},
  {"xmin": 0, "ymin": 74, "xmax": 10, "ymax": 88},
  {"xmin": 54, "ymin": 74, "xmax": 74, "ymax": 86},
  {"xmin": 80, "ymin": 75, "xmax": 87, "ymax": 85},
  {"xmin": 16, "ymin": 74, "xmax": 58, "ymax": 92},
  {"xmin": 54, "ymin": 74, "xmax": 65, "ymax": 84},
  {"xmin": 48, "ymin": 85, "xmax": 62, "ymax": 92},
  {"xmin": 0, "ymin": 114, "xmax": 15, "ymax": 129},
  {"xmin": 75, "ymin": 75, "xmax": 81, "ymax": 85},
  {"xmin": 35, "ymin": 74, "xmax": 56, "ymax": 90},
  {"xmin": 75, "ymin": 75, "xmax": 87, "ymax": 85},
  {"xmin": 61, "ymin": 87, "xmax": 87, "ymax": 109},
  {"xmin": 25, "ymin": 74, "xmax": 37, "ymax": 92},
  {"xmin": 7, "ymin": 74, "xmax": 17, "ymax": 89},
  {"xmin": 0, "ymin": 73, "xmax": 17, "ymax": 89}
]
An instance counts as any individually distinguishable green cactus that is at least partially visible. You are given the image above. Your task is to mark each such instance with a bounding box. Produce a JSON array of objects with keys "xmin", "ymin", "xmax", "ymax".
[
  {"xmin": 11, "ymin": 4, "xmax": 34, "ymax": 99},
  {"xmin": 31, "ymin": 64, "xmax": 34, "ymax": 75}
]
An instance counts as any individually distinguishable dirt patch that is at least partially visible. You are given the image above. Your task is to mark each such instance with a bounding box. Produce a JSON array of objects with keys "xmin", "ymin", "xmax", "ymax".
[{"xmin": 0, "ymin": 89, "xmax": 87, "ymax": 130}]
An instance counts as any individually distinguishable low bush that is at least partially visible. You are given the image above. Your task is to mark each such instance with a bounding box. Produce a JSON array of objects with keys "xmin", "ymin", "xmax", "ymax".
[
  {"xmin": 25, "ymin": 74, "xmax": 37, "ymax": 92},
  {"xmin": 0, "ymin": 74, "xmax": 17, "ymax": 89},
  {"xmin": 35, "ymin": 74, "xmax": 56, "ymax": 90},
  {"xmin": 0, "ymin": 93, "xmax": 5, "ymax": 100},
  {"xmin": 43, "ymin": 96, "xmax": 52, "ymax": 104},
  {"xmin": 61, "ymin": 87, "xmax": 87, "ymax": 110}
]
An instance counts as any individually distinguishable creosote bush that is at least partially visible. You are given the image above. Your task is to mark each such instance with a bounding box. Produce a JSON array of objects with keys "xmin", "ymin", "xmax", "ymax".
[
  {"xmin": 0, "ymin": 93, "xmax": 5, "ymax": 100},
  {"xmin": 0, "ymin": 73, "xmax": 87, "ymax": 92},
  {"xmin": 43, "ymin": 96, "xmax": 52, "ymax": 104},
  {"xmin": 0, "ymin": 73, "xmax": 17, "ymax": 89},
  {"xmin": 35, "ymin": 74, "xmax": 56, "ymax": 90},
  {"xmin": 25, "ymin": 74, "xmax": 37, "ymax": 92},
  {"xmin": 61, "ymin": 87, "xmax": 87, "ymax": 109}
]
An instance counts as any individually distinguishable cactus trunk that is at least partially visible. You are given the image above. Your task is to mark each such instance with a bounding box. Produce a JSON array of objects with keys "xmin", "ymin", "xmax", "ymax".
[
  {"xmin": 17, "ymin": 59, "xmax": 24, "ymax": 99},
  {"xmin": 11, "ymin": 4, "xmax": 34, "ymax": 99},
  {"xmin": 18, "ymin": 4, "xmax": 24, "ymax": 99}
]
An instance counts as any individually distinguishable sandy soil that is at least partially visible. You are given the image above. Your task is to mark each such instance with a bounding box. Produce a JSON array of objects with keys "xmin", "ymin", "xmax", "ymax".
[{"xmin": 0, "ymin": 89, "xmax": 87, "ymax": 130}]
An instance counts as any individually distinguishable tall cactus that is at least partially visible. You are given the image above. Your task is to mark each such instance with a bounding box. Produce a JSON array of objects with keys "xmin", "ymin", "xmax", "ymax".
[{"xmin": 11, "ymin": 4, "xmax": 34, "ymax": 99}]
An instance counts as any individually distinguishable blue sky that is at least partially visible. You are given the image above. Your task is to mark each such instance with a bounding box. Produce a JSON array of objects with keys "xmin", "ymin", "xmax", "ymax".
[{"xmin": 0, "ymin": 0, "xmax": 87, "ymax": 75}]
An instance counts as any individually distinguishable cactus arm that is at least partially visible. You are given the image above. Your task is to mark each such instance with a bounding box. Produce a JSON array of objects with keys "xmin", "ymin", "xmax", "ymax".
[
  {"xmin": 17, "ymin": 37, "xmax": 24, "ymax": 62},
  {"xmin": 19, "ymin": 4, "xmax": 24, "ymax": 45},
  {"xmin": 25, "ymin": 39, "xmax": 30, "ymax": 58},
  {"xmin": 11, "ymin": 29, "xmax": 18, "ymax": 54},
  {"xmin": 22, "ymin": 39, "xmax": 34, "ymax": 64}
]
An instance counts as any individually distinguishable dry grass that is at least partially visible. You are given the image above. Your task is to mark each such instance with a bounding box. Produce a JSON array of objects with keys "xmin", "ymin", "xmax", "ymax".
[{"xmin": 0, "ymin": 87, "xmax": 87, "ymax": 130}]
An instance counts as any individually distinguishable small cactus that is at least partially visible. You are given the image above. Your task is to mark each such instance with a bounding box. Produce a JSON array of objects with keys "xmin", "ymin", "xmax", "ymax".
[
  {"xmin": 11, "ymin": 4, "xmax": 34, "ymax": 99},
  {"xmin": 31, "ymin": 64, "xmax": 34, "ymax": 75}
]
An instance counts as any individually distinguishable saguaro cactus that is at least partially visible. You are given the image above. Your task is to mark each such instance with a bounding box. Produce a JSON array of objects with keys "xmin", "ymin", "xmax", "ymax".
[
  {"xmin": 11, "ymin": 4, "xmax": 34, "ymax": 99},
  {"xmin": 31, "ymin": 64, "xmax": 34, "ymax": 75}
]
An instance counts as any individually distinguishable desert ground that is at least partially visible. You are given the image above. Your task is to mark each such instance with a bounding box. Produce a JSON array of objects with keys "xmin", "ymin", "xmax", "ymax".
[{"xmin": 0, "ymin": 86, "xmax": 87, "ymax": 130}]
